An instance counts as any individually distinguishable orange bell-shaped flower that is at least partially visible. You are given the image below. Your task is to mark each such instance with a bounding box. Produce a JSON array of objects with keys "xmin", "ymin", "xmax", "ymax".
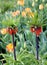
[
  {"xmin": 8, "ymin": 28, "xmax": 18, "ymax": 35},
  {"xmin": 35, "ymin": 27, "xmax": 42, "ymax": 36},
  {"xmin": 30, "ymin": 27, "xmax": 42, "ymax": 36}
]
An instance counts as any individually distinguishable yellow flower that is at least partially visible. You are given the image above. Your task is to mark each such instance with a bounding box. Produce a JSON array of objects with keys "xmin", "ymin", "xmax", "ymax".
[
  {"xmin": 28, "ymin": 12, "xmax": 34, "ymax": 17},
  {"xmin": 39, "ymin": 4, "xmax": 44, "ymax": 10},
  {"xmin": 1, "ymin": 28, "xmax": 7, "ymax": 35},
  {"xmin": 17, "ymin": 0, "xmax": 24, "ymax": 6},
  {"xmin": 22, "ymin": 11, "xmax": 26, "ymax": 17},
  {"xmin": 12, "ymin": 10, "xmax": 20, "ymax": 17},
  {"xmin": 25, "ymin": 8, "xmax": 31, "ymax": 13},
  {"xmin": 6, "ymin": 43, "xmax": 14, "ymax": 52}
]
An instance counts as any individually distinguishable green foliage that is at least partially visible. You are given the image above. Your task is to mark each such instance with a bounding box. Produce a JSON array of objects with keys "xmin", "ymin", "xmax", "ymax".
[
  {"xmin": 2, "ymin": 16, "xmax": 20, "ymax": 27},
  {"xmin": 0, "ymin": 0, "xmax": 47, "ymax": 65},
  {"xmin": 0, "ymin": 49, "xmax": 47, "ymax": 65},
  {"xmin": 27, "ymin": 11, "xmax": 47, "ymax": 27}
]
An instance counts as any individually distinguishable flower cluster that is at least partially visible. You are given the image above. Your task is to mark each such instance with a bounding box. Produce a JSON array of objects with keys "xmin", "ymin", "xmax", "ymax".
[{"xmin": 30, "ymin": 27, "xmax": 42, "ymax": 36}]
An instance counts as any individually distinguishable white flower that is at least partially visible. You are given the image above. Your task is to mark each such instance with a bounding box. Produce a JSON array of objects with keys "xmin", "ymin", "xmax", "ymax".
[
  {"xmin": 32, "ymin": 2, "xmax": 35, "ymax": 7},
  {"xmin": 42, "ymin": 0, "xmax": 45, "ymax": 2},
  {"xmin": 35, "ymin": 0, "xmax": 38, "ymax": 2}
]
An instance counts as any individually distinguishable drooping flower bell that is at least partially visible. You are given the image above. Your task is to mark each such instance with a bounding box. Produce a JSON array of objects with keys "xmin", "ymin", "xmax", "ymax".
[
  {"xmin": 30, "ymin": 26, "xmax": 42, "ymax": 36},
  {"xmin": 7, "ymin": 27, "xmax": 18, "ymax": 35}
]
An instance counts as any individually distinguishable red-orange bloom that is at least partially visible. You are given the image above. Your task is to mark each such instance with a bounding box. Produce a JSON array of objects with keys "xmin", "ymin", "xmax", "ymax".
[
  {"xmin": 35, "ymin": 27, "xmax": 42, "ymax": 36},
  {"xmin": 30, "ymin": 27, "xmax": 35, "ymax": 32},
  {"xmin": 8, "ymin": 28, "xmax": 18, "ymax": 35},
  {"xmin": 30, "ymin": 27, "xmax": 42, "ymax": 36}
]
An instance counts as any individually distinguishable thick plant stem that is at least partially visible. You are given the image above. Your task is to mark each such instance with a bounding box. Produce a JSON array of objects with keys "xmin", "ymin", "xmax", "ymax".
[
  {"xmin": 36, "ymin": 36, "xmax": 39, "ymax": 60},
  {"xmin": 12, "ymin": 34, "xmax": 16, "ymax": 60}
]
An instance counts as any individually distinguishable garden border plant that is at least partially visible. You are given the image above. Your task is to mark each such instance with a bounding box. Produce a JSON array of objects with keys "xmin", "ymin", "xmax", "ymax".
[
  {"xmin": 2, "ymin": 16, "xmax": 20, "ymax": 61},
  {"xmin": 26, "ymin": 11, "xmax": 47, "ymax": 60}
]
